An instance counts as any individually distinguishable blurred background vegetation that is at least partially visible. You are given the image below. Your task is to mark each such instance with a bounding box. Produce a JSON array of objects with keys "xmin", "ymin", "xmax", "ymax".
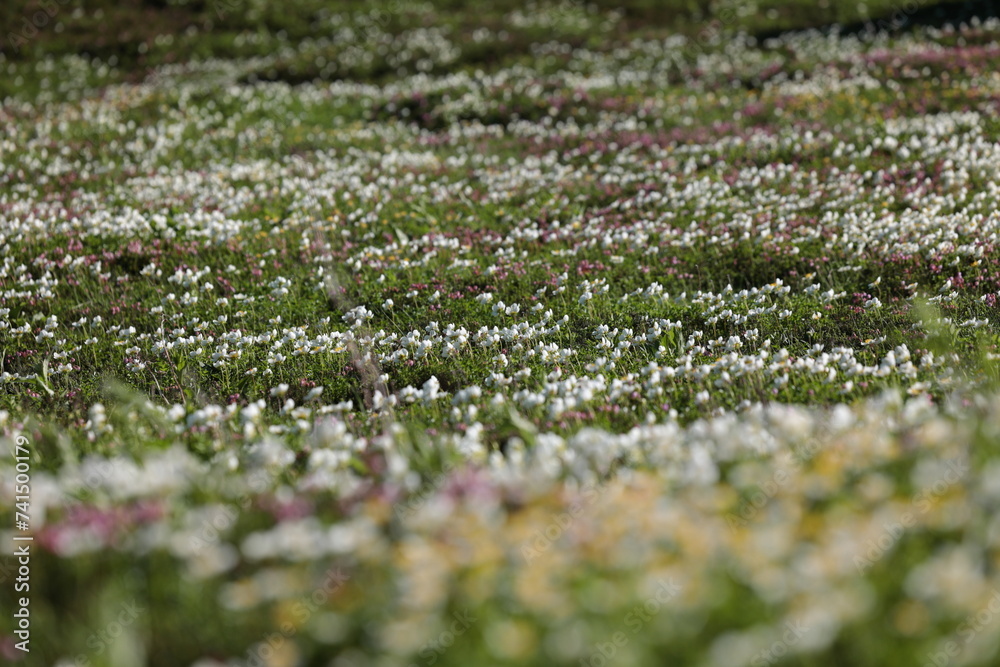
[{"xmin": 3, "ymin": 0, "xmax": 1000, "ymax": 82}]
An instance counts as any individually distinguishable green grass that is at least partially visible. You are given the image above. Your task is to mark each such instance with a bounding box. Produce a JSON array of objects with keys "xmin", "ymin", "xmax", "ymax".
[{"xmin": 4, "ymin": 2, "xmax": 1000, "ymax": 666}]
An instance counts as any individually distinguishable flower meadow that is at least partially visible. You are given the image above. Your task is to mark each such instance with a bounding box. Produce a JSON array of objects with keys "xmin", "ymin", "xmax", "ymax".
[{"xmin": 4, "ymin": 1, "xmax": 1000, "ymax": 665}]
